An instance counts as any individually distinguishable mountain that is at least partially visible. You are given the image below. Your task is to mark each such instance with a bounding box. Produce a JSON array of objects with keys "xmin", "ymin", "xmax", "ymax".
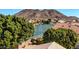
[
  {"xmin": 15, "ymin": 9, "xmax": 79, "ymax": 21},
  {"xmin": 67, "ymin": 16, "xmax": 79, "ymax": 20}
]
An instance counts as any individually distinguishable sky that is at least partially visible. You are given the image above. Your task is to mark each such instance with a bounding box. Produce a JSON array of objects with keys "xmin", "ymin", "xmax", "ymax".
[
  {"xmin": 0, "ymin": 9, "xmax": 22, "ymax": 15},
  {"xmin": 57, "ymin": 9, "xmax": 79, "ymax": 17},
  {"xmin": 0, "ymin": 9, "xmax": 79, "ymax": 17}
]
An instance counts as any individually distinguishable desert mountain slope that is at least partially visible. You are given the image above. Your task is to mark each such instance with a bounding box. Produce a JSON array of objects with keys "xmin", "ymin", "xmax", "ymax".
[{"xmin": 15, "ymin": 9, "xmax": 79, "ymax": 21}]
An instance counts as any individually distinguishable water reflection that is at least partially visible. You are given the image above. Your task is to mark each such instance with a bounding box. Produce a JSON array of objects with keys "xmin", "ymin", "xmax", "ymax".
[{"xmin": 34, "ymin": 24, "xmax": 52, "ymax": 36}]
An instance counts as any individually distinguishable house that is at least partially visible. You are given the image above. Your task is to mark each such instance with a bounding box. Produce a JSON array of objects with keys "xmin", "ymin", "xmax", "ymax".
[
  {"xmin": 26, "ymin": 42, "xmax": 65, "ymax": 49},
  {"xmin": 18, "ymin": 41, "xmax": 65, "ymax": 49},
  {"xmin": 58, "ymin": 20, "xmax": 66, "ymax": 23}
]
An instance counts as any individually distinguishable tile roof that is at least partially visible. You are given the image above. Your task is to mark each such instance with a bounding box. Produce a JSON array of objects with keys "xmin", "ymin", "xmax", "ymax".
[
  {"xmin": 48, "ymin": 42, "xmax": 65, "ymax": 49},
  {"xmin": 25, "ymin": 43, "xmax": 51, "ymax": 49},
  {"xmin": 24, "ymin": 42, "xmax": 65, "ymax": 49}
]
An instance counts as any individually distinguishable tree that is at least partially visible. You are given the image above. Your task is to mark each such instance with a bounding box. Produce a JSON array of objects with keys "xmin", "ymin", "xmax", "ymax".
[
  {"xmin": 0, "ymin": 15, "xmax": 34, "ymax": 49},
  {"xmin": 43, "ymin": 28, "xmax": 78, "ymax": 49},
  {"xmin": 43, "ymin": 28, "xmax": 55, "ymax": 43},
  {"xmin": 42, "ymin": 19, "xmax": 51, "ymax": 24}
]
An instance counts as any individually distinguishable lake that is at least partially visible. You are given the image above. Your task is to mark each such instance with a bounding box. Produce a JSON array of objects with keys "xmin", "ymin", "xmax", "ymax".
[{"xmin": 34, "ymin": 23, "xmax": 53, "ymax": 36}]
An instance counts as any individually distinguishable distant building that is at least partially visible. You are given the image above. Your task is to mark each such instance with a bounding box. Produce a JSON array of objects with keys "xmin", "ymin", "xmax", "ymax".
[
  {"xmin": 28, "ymin": 20, "xmax": 32, "ymax": 23},
  {"xmin": 72, "ymin": 20, "xmax": 77, "ymax": 23},
  {"xmin": 58, "ymin": 20, "xmax": 66, "ymax": 23},
  {"xmin": 28, "ymin": 19, "xmax": 37, "ymax": 24}
]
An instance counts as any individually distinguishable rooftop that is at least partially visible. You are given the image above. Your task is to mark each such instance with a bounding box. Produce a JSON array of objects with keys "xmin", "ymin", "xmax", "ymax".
[{"xmin": 18, "ymin": 41, "xmax": 65, "ymax": 49}]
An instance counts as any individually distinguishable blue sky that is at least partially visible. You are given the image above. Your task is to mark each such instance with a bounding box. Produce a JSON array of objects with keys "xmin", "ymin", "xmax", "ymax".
[
  {"xmin": 0, "ymin": 9, "xmax": 79, "ymax": 17},
  {"xmin": 57, "ymin": 9, "xmax": 79, "ymax": 17},
  {"xmin": 0, "ymin": 9, "xmax": 22, "ymax": 15}
]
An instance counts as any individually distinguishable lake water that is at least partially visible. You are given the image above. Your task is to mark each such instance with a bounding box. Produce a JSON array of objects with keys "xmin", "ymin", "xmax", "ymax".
[{"xmin": 34, "ymin": 23, "xmax": 52, "ymax": 36}]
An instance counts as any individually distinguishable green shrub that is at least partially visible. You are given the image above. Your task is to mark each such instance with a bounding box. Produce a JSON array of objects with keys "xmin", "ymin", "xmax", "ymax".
[
  {"xmin": 43, "ymin": 28, "xmax": 78, "ymax": 49},
  {"xmin": 43, "ymin": 28, "xmax": 56, "ymax": 43},
  {"xmin": 31, "ymin": 38, "xmax": 44, "ymax": 45},
  {"xmin": 0, "ymin": 15, "xmax": 34, "ymax": 49},
  {"xmin": 42, "ymin": 19, "xmax": 51, "ymax": 24}
]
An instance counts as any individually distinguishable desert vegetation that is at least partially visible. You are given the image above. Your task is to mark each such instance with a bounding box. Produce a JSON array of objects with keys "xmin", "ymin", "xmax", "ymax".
[
  {"xmin": 43, "ymin": 28, "xmax": 78, "ymax": 49},
  {"xmin": 0, "ymin": 14, "xmax": 34, "ymax": 49}
]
